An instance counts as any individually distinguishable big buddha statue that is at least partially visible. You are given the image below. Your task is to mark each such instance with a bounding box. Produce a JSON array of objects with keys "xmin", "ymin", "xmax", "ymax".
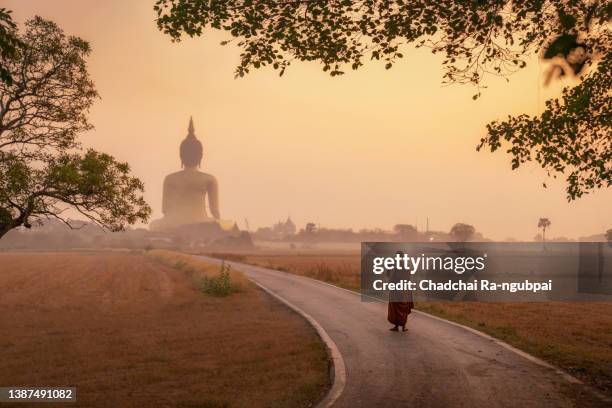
[{"xmin": 150, "ymin": 118, "xmax": 224, "ymax": 232}]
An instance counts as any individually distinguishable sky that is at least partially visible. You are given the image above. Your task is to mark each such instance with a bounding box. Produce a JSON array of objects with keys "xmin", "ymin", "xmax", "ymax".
[{"xmin": 7, "ymin": 0, "xmax": 611, "ymax": 240}]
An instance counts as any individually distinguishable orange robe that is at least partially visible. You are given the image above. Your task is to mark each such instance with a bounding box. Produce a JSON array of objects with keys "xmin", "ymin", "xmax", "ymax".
[
  {"xmin": 386, "ymin": 266, "xmax": 413, "ymax": 326},
  {"xmin": 387, "ymin": 300, "xmax": 413, "ymax": 326}
]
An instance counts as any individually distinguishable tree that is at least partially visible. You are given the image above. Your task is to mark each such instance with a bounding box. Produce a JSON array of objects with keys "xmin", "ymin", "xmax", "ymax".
[
  {"xmin": 155, "ymin": 0, "xmax": 611, "ymax": 199},
  {"xmin": 305, "ymin": 222, "xmax": 317, "ymax": 234},
  {"xmin": 450, "ymin": 223, "xmax": 475, "ymax": 242},
  {"xmin": 393, "ymin": 224, "xmax": 418, "ymax": 240},
  {"xmin": 537, "ymin": 218, "xmax": 551, "ymax": 243},
  {"xmin": 478, "ymin": 54, "xmax": 610, "ymax": 200},
  {"xmin": 605, "ymin": 228, "xmax": 612, "ymax": 242},
  {"xmin": 0, "ymin": 8, "xmax": 22, "ymax": 84},
  {"xmin": 0, "ymin": 17, "xmax": 151, "ymax": 239}
]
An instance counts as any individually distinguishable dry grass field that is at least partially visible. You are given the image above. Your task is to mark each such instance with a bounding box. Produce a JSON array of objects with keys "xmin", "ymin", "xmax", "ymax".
[
  {"xmin": 232, "ymin": 252, "xmax": 612, "ymax": 396},
  {"xmin": 0, "ymin": 251, "xmax": 329, "ymax": 408},
  {"xmin": 239, "ymin": 253, "xmax": 361, "ymax": 291}
]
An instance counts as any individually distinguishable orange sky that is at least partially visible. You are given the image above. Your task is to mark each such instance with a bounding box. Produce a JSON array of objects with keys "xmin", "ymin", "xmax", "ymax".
[{"xmin": 8, "ymin": 0, "xmax": 611, "ymax": 240}]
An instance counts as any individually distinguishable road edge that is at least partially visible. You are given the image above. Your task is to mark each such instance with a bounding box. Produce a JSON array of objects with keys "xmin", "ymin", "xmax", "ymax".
[
  {"xmin": 250, "ymin": 280, "xmax": 347, "ymax": 408},
  {"xmin": 195, "ymin": 256, "xmax": 347, "ymax": 407}
]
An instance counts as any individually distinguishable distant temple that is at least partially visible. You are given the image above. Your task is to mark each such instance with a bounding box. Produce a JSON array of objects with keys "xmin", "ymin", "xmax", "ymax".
[
  {"xmin": 272, "ymin": 217, "xmax": 296, "ymax": 235},
  {"xmin": 254, "ymin": 217, "xmax": 297, "ymax": 240}
]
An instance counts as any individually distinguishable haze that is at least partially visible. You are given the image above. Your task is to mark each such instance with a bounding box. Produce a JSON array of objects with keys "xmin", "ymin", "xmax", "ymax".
[{"xmin": 8, "ymin": 0, "xmax": 611, "ymax": 240}]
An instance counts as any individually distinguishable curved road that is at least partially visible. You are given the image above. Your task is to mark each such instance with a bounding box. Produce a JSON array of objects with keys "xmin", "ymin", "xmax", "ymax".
[{"xmin": 199, "ymin": 257, "xmax": 602, "ymax": 408}]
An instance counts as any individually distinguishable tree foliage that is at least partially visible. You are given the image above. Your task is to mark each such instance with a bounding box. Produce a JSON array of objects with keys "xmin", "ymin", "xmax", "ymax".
[
  {"xmin": 478, "ymin": 52, "xmax": 610, "ymax": 199},
  {"xmin": 537, "ymin": 217, "xmax": 551, "ymax": 242},
  {"xmin": 393, "ymin": 223, "xmax": 418, "ymax": 239},
  {"xmin": 0, "ymin": 18, "xmax": 97, "ymax": 154},
  {"xmin": 154, "ymin": 0, "xmax": 611, "ymax": 199},
  {"xmin": 450, "ymin": 222, "xmax": 476, "ymax": 242},
  {"xmin": 0, "ymin": 17, "xmax": 151, "ymax": 238},
  {"xmin": 0, "ymin": 8, "xmax": 22, "ymax": 85}
]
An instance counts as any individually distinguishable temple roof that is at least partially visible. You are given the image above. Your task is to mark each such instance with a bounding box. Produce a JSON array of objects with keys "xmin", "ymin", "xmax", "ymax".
[{"xmin": 286, "ymin": 216, "xmax": 295, "ymax": 228}]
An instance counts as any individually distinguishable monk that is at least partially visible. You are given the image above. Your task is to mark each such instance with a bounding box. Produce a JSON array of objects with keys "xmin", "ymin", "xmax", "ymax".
[
  {"xmin": 388, "ymin": 297, "xmax": 413, "ymax": 332},
  {"xmin": 387, "ymin": 251, "xmax": 414, "ymax": 332}
]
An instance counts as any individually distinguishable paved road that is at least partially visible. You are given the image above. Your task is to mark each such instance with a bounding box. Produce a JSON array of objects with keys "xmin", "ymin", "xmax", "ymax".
[{"xmin": 199, "ymin": 257, "xmax": 594, "ymax": 408}]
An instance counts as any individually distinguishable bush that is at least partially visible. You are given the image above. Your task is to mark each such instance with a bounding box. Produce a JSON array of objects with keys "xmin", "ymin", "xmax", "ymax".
[{"xmin": 200, "ymin": 262, "xmax": 239, "ymax": 297}]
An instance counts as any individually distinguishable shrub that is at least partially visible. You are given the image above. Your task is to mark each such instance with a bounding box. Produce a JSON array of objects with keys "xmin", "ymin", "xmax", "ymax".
[{"xmin": 200, "ymin": 262, "xmax": 239, "ymax": 297}]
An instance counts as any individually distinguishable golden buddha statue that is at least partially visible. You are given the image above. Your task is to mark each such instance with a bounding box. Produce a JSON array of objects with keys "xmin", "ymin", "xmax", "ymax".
[{"xmin": 150, "ymin": 118, "xmax": 222, "ymax": 231}]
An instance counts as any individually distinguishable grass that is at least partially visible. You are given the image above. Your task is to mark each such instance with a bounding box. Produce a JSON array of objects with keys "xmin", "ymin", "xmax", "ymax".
[
  {"xmin": 243, "ymin": 254, "xmax": 361, "ymax": 291},
  {"xmin": 148, "ymin": 250, "xmax": 247, "ymax": 296},
  {"xmin": 0, "ymin": 251, "xmax": 330, "ymax": 408},
  {"xmin": 238, "ymin": 252, "xmax": 612, "ymax": 396}
]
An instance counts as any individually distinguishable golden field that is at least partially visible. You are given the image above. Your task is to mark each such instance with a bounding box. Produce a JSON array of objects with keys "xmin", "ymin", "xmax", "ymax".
[{"xmin": 0, "ymin": 251, "xmax": 329, "ymax": 408}]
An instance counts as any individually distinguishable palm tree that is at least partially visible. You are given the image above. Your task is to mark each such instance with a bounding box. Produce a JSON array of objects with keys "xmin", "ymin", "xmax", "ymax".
[{"xmin": 537, "ymin": 218, "xmax": 551, "ymax": 243}]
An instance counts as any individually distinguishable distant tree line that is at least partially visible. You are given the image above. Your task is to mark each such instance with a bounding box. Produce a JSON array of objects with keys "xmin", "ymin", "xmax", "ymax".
[
  {"xmin": 253, "ymin": 221, "xmax": 487, "ymax": 243},
  {"xmin": 1, "ymin": 218, "xmax": 608, "ymax": 250},
  {"xmin": 253, "ymin": 219, "xmax": 611, "ymax": 243},
  {"xmin": 0, "ymin": 219, "xmax": 251, "ymax": 251}
]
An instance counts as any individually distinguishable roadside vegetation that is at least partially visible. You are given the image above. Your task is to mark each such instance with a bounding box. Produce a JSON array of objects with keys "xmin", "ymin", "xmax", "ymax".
[
  {"xmin": 236, "ymin": 252, "xmax": 612, "ymax": 396},
  {"xmin": 148, "ymin": 250, "xmax": 247, "ymax": 296}
]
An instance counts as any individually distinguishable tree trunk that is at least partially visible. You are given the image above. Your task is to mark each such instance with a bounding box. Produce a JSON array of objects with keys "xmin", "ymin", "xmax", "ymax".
[
  {"xmin": 0, "ymin": 217, "xmax": 23, "ymax": 240},
  {"xmin": 0, "ymin": 226, "xmax": 10, "ymax": 240}
]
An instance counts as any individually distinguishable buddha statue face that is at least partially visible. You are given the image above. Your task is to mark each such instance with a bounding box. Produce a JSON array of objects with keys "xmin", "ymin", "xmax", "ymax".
[{"xmin": 180, "ymin": 117, "xmax": 203, "ymax": 168}]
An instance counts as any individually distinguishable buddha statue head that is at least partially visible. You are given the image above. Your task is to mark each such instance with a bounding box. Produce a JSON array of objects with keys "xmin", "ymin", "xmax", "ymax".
[{"xmin": 180, "ymin": 117, "xmax": 203, "ymax": 168}]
